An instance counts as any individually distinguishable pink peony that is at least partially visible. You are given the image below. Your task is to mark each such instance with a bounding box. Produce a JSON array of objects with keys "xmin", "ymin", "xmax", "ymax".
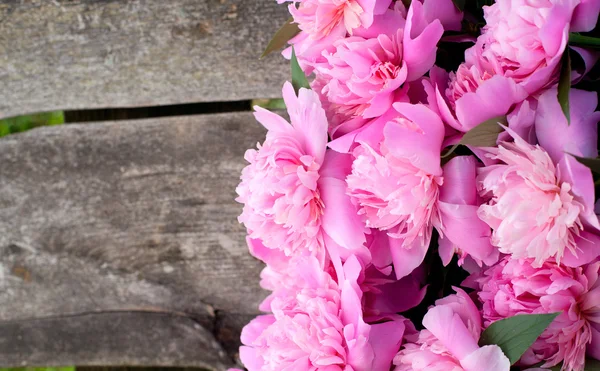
[
  {"xmin": 282, "ymin": 0, "xmax": 391, "ymax": 36},
  {"xmin": 345, "ymin": 103, "xmax": 444, "ymax": 278},
  {"xmin": 313, "ymin": 1, "xmax": 443, "ymax": 137},
  {"xmin": 280, "ymin": 0, "xmax": 393, "ymax": 68},
  {"xmin": 236, "ymin": 82, "xmax": 328, "ymax": 264},
  {"xmin": 257, "ymin": 254, "xmax": 339, "ymax": 312},
  {"xmin": 476, "ymin": 128, "xmax": 600, "ymax": 267},
  {"xmin": 426, "ymin": 0, "xmax": 587, "ymax": 132},
  {"xmin": 239, "ymin": 255, "xmax": 409, "ymax": 371},
  {"xmin": 329, "ymin": 103, "xmax": 497, "ymax": 276},
  {"xmin": 477, "ymin": 0, "xmax": 579, "ymax": 95},
  {"xmin": 475, "ymin": 257, "xmax": 600, "ymax": 371},
  {"xmin": 394, "ymin": 288, "xmax": 510, "ymax": 371},
  {"xmin": 533, "ymin": 88, "xmax": 600, "ymax": 266},
  {"xmin": 425, "ymin": 62, "xmax": 527, "ymax": 133},
  {"xmin": 445, "ymin": 65, "xmax": 490, "ymax": 112}
]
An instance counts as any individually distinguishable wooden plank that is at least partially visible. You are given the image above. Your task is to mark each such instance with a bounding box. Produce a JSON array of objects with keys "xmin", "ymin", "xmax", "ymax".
[
  {"xmin": 0, "ymin": 0, "xmax": 290, "ymax": 119},
  {"xmin": 0, "ymin": 311, "xmax": 230, "ymax": 369},
  {"xmin": 0, "ymin": 112, "xmax": 269, "ymax": 367}
]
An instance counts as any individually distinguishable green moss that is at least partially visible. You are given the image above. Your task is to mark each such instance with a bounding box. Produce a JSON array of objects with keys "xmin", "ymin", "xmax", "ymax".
[
  {"xmin": 0, "ymin": 111, "xmax": 64, "ymax": 137},
  {"xmin": 0, "ymin": 368, "xmax": 74, "ymax": 371}
]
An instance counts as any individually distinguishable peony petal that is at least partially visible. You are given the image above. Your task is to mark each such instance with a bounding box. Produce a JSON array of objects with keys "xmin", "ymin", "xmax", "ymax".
[
  {"xmin": 246, "ymin": 237, "xmax": 289, "ymax": 269},
  {"xmin": 239, "ymin": 345, "xmax": 264, "ymax": 371},
  {"xmin": 368, "ymin": 272, "xmax": 428, "ymax": 313},
  {"xmin": 440, "ymin": 156, "xmax": 478, "ymax": 205},
  {"xmin": 388, "ymin": 103, "xmax": 445, "ymax": 175},
  {"xmin": 536, "ymin": 88, "xmax": 600, "ymax": 164},
  {"xmin": 341, "ymin": 256, "xmax": 375, "ymax": 371},
  {"xmin": 438, "ymin": 202, "xmax": 497, "ymax": 266},
  {"xmin": 354, "ymin": 4, "xmax": 405, "ymax": 38},
  {"xmin": 253, "ymin": 105, "xmax": 293, "ymax": 133},
  {"xmin": 571, "ymin": 0, "xmax": 600, "ymax": 32},
  {"xmin": 438, "ymin": 235, "xmax": 455, "ymax": 266},
  {"xmin": 455, "ymin": 75, "xmax": 528, "ymax": 132},
  {"xmin": 328, "ymin": 129, "xmax": 361, "ymax": 153},
  {"xmin": 587, "ymin": 325, "xmax": 600, "ymax": 360},
  {"xmin": 562, "ymin": 231, "xmax": 600, "ymax": 267},
  {"xmin": 368, "ymin": 229, "xmax": 394, "ymax": 271},
  {"xmin": 557, "ymin": 155, "xmax": 598, "ymax": 229},
  {"xmin": 369, "ymin": 319, "xmax": 407, "ymax": 370},
  {"xmin": 240, "ymin": 315, "xmax": 276, "ymax": 345},
  {"xmin": 373, "ymin": 0, "xmax": 394, "ymax": 14},
  {"xmin": 538, "ymin": 1, "xmax": 575, "ymax": 57},
  {"xmin": 320, "ymin": 177, "xmax": 368, "ymax": 252},
  {"xmin": 422, "ymin": 305, "xmax": 479, "ymax": 361},
  {"xmin": 460, "ymin": 345, "xmax": 511, "ymax": 371},
  {"xmin": 426, "ymin": 78, "xmax": 462, "ymax": 131},
  {"xmin": 570, "ymin": 46, "xmax": 600, "ymax": 83},
  {"xmin": 363, "ymin": 89, "xmax": 396, "ymax": 119},
  {"xmin": 341, "ymin": 255, "xmax": 366, "ymax": 329},
  {"xmin": 421, "ymin": 0, "xmax": 463, "ymax": 32},
  {"xmin": 390, "ymin": 236, "xmax": 428, "ymax": 279},
  {"xmin": 320, "ymin": 150, "xmax": 354, "ymax": 180},
  {"xmin": 435, "ymin": 287, "xmax": 482, "ymax": 336},
  {"xmin": 503, "ymin": 99, "xmax": 537, "ymax": 145},
  {"xmin": 403, "ymin": 1, "xmax": 444, "ymax": 81}
]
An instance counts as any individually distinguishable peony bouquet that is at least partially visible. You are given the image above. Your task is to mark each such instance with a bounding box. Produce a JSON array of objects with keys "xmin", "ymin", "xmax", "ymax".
[{"xmin": 232, "ymin": 0, "xmax": 600, "ymax": 370}]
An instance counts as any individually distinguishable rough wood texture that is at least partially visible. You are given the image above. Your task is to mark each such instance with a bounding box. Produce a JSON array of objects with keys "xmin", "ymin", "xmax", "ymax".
[
  {"xmin": 0, "ymin": 311, "xmax": 229, "ymax": 369},
  {"xmin": 0, "ymin": 0, "xmax": 290, "ymax": 119},
  {"xmin": 0, "ymin": 112, "xmax": 270, "ymax": 369}
]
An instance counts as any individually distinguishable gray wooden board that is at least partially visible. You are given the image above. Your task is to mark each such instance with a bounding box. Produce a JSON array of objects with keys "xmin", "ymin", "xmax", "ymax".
[
  {"xmin": 0, "ymin": 0, "xmax": 290, "ymax": 119},
  {"xmin": 0, "ymin": 311, "xmax": 230, "ymax": 369},
  {"xmin": 0, "ymin": 112, "xmax": 271, "ymax": 368}
]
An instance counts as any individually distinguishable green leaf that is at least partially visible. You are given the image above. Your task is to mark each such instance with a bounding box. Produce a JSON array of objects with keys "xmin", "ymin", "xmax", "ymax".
[
  {"xmin": 479, "ymin": 312, "xmax": 560, "ymax": 365},
  {"xmin": 572, "ymin": 155, "xmax": 600, "ymax": 175},
  {"xmin": 291, "ymin": 47, "xmax": 310, "ymax": 94},
  {"xmin": 261, "ymin": 17, "xmax": 301, "ymax": 59},
  {"xmin": 251, "ymin": 98, "xmax": 286, "ymax": 110},
  {"xmin": 452, "ymin": 0, "xmax": 466, "ymax": 11},
  {"xmin": 569, "ymin": 33, "xmax": 600, "ymax": 49},
  {"xmin": 558, "ymin": 50, "xmax": 571, "ymax": 125},
  {"xmin": 441, "ymin": 116, "xmax": 507, "ymax": 158}
]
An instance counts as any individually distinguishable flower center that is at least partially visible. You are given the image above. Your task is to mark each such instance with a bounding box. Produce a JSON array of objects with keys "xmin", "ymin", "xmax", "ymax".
[
  {"xmin": 313, "ymin": 0, "xmax": 364, "ymax": 36},
  {"xmin": 371, "ymin": 61, "xmax": 400, "ymax": 85},
  {"xmin": 446, "ymin": 65, "xmax": 493, "ymax": 110},
  {"xmin": 310, "ymin": 190, "xmax": 325, "ymax": 224}
]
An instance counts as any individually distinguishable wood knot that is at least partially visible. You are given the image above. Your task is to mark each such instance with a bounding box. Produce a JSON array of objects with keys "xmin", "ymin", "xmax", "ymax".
[{"xmin": 11, "ymin": 266, "xmax": 32, "ymax": 283}]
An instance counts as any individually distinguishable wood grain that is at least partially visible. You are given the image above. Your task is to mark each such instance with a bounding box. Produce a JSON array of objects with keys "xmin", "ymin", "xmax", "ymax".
[
  {"xmin": 0, "ymin": 112, "xmax": 270, "ymax": 368},
  {"xmin": 0, "ymin": 311, "xmax": 229, "ymax": 369},
  {"xmin": 0, "ymin": 0, "xmax": 290, "ymax": 119}
]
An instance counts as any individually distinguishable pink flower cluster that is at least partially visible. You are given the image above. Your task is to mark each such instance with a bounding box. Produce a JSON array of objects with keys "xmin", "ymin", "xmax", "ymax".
[{"xmin": 234, "ymin": 0, "xmax": 600, "ymax": 370}]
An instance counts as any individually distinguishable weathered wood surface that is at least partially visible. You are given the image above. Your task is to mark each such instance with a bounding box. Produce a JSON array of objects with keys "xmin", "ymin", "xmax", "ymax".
[
  {"xmin": 0, "ymin": 0, "xmax": 290, "ymax": 119},
  {"xmin": 0, "ymin": 112, "xmax": 269, "ymax": 369},
  {"xmin": 0, "ymin": 311, "xmax": 230, "ymax": 369}
]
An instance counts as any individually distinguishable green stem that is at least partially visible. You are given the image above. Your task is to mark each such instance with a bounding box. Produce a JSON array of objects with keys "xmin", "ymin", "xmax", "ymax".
[{"xmin": 569, "ymin": 33, "xmax": 600, "ymax": 49}]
